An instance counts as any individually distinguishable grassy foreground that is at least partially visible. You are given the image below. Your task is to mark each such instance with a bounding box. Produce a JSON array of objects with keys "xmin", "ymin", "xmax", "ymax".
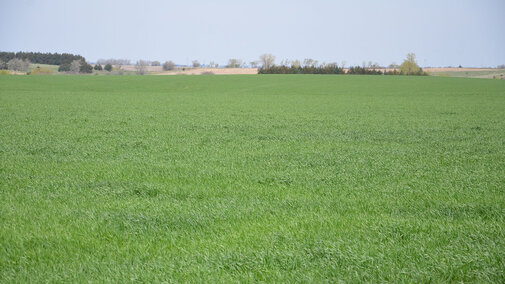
[{"xmin": 1, "ymin": 75, "xmax": 504, "ymax": 282}]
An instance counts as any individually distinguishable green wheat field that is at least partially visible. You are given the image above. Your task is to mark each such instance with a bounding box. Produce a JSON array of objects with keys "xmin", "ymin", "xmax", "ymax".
[{"xmin": 1, "ymin": 75, "xmax": 504, "ymax": 282}]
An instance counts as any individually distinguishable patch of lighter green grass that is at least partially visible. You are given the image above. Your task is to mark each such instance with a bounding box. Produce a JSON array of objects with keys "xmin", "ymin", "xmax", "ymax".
[{"xmin": 29, "ymin": 63, "xmax": 59, "ymax": 73}]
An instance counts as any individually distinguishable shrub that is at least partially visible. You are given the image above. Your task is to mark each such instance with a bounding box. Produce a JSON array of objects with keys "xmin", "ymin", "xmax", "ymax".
[
  {"xmin": 94, "ymin": 64, "xmax": 103, "ymax": 71},
  {"xmin": 104, "ymin": 64, "xmax": 113, "ymax": 72},
  {"xmin": 0, "ymin": 69, "xmax": 10, "ymax": 75}
]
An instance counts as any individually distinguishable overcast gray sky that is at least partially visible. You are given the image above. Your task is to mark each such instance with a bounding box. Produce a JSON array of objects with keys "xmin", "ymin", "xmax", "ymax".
[{"xmin": 1, "ymin": 0, "xmax": 504, "ymax": 67}]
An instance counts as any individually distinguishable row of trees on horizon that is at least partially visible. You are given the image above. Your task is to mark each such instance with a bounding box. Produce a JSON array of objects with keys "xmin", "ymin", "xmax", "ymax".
[
  {"xmin": 0, "ymin": 52, "xmax": 83, "ymax": 66},
  {"xmin": 130, "ymin": 53, "xmax": 427, "ymax": 75},
  {"xmin": 2, "ymin": 51, "xmax": 504, "ymax": 75}
]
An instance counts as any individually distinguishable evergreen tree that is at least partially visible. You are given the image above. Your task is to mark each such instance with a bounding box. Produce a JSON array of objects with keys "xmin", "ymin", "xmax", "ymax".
[
  {"xmin": 79, "ymin": 61, "xmax": 93, "ymax": 73},
  {"xmin": 58, "ymin": 63, "xmax": 70, "ymax": 72},
  {"xmin": 0, "ymin": 51, "xmax": 84, "ymax": 65}
]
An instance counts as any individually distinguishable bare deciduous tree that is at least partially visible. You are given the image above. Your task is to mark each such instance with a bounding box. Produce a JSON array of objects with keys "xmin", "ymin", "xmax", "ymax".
[
  {"xmin": 97, "ymin": 59, "xmax": 130, "ymax": 70},
  {"xmin": 327, "ymin": 62, "xmax": 338, "ymax": 68},
  {"xmin": 70, "ymin": 60, "xmax": 81, "ymax": 73},
  {"xmin": 116, "ymin": 59, "xmax": 129, "ymax": 71},
  {"xmin": 135, "ymin": 60, "xmax": 148, "ymax": 75},
  {"xmin": 279, "ymin": 59, "xmax": 290, "ymax": 66},
  {"xmin": 208, "ymin": 61, "xmax": 219, "ymax": 68},
  {"xmin": 192, "ymin": 60, "xmax": 201, "ymax": 68},
  {"xmin": 249, "ymin": 61, "xmax": 258, "ymax": 68},
  {"xmin": 163, "ymin": 60, "xmax": 176, "ymax": 71},
  {"xmin": 7, "ymin": 58, "xmax": 31, "ymax": 72},
  {"xmin": 259, "ymin": 54, "xmax": 275, "ymax": 68},
  {"xmin": 303, "ymin": 58, "xmax": 314, "ymax": 67},
  {"xmin": 369, "ymin": 62, "xmax": 381, "ymax": 68},
  {"xmin": 226, "ymin": 59, "xmax": 243, "ymax": 68}
]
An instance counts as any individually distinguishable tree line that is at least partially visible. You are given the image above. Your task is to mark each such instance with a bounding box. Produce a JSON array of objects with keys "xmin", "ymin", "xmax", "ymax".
[
  {"xmin": 58, "ymin": 60, "xmax": 93, "ymax": 73},
  {"xmin": 0, "ymin": 51, "xmax": 84, "ymax": 66},
  {"xmin": 259, "ymin": 63, "xmax": 345, "ymax": 74},
  {"xmin": 258, "ymin": 53, "xmax": 428, "ymax": 75},
  {"xmin": 1, "ymin": 51, "xmax": 429, "ymax": 76}
]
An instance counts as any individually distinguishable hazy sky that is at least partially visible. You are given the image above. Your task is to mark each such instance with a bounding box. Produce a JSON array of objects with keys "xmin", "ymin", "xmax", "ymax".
[{"xmin": 1, "ymin": 0, "xmax": 504, "ymax": 67}]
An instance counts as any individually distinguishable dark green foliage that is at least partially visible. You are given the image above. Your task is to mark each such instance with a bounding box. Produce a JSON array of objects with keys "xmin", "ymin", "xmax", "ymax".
[
  {"xmin": 0, "ymin": 59, "xmax": 7, "ymax": 70},
  {"xmin": 104, "ymin": 64, "xmax": 113, "ymax": 72},
  {"xmin": 94, "ymin": 64, "xmax": 103, "ymax": 71},
  {"xmin": 0, "ymin": 51, "xmax": 84, "ymax": 65},
  {"xmin": 383, "ymin": 69, "xmax": 428, "ymax": 76},
  {"xmin": 347, "ymin": 66, "xmax": 383, "ymax": 75},
  {"xmin": 79, "ymin": 61, "xmax": 93, "ymax": 73},
  {"xmin": 0, "ymin": 52, "xmax": 15, "ymax": 63},
  {"xmin": 259, "ymin": 64, "xmax": 344, "ymax": 74},
  {"xmin": 260, "ymin": 64, "xmax": 428, "ymax": 76},
  {"xmin": 384, "ymin": 69, "xmax": 402, "ymax": 75},
  {"xmin": 58, "ymin": 63, "xmax": 70, "ymax": 72}
]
